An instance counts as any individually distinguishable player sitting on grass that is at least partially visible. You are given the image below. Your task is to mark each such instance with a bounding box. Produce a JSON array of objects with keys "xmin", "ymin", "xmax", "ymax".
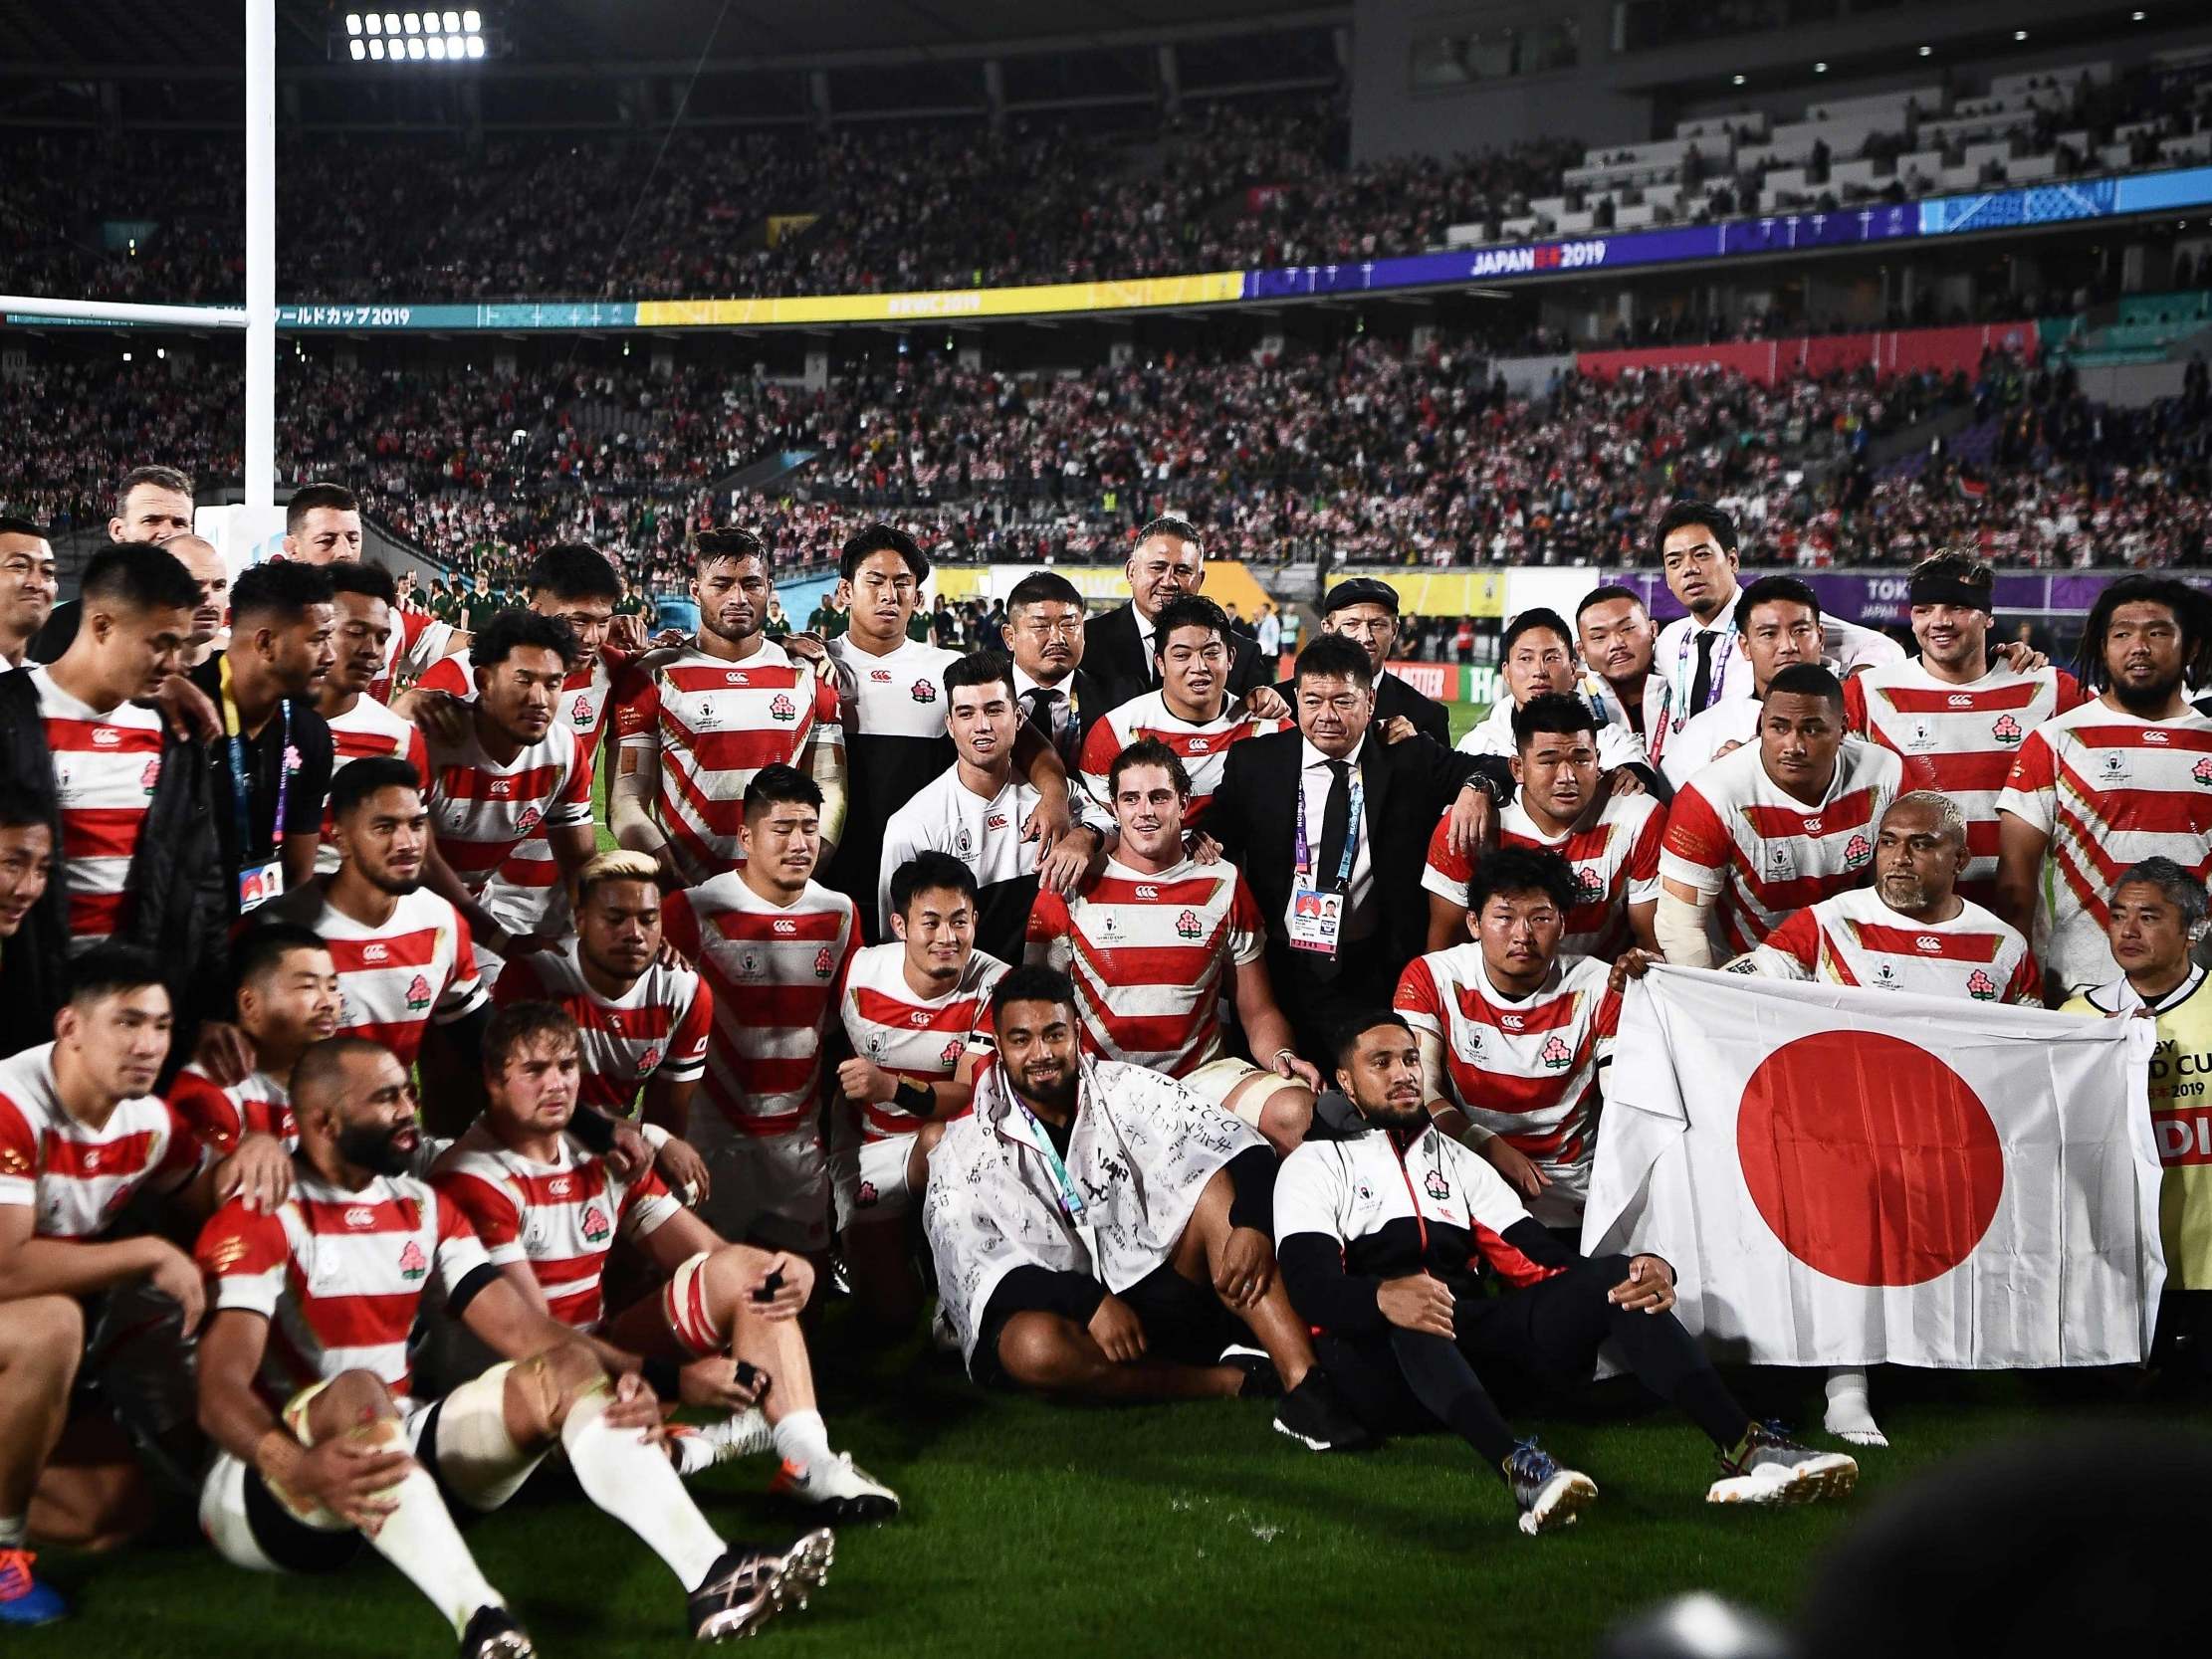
[
  {"xmin": 923, "ymin": 965, "xmax": 1370, "ymax": 1450},
  {"xmin": 433, "ymin": 1001, "xmax": 898, "ymax": 1520},
  {"xmin": 1275, "ymin": 1010, "xmax": 1860, "ymax": 1535},
  {"xmin": 193, "ymin": 1034, "xmax": 834, "ymax": 1654}
]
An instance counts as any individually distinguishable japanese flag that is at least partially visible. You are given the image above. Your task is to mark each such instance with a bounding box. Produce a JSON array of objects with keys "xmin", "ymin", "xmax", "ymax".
[{"xmin": 1584, "ymin": 964, "xmax": 2164, "ymax": 1368}]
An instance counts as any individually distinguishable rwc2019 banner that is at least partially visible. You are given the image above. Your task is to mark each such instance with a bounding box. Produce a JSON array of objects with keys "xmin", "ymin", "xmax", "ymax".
[{"xmin": 1583, "ymin": 965, "xmax": 2164, "ymax": 1368}]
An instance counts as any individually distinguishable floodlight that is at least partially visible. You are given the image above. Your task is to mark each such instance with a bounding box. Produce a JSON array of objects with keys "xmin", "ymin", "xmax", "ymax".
[
  {"xmin": 402, "ymin": 12, "xmax": 420, "ymax": 33},
  {"xmin": 345, "ymin": 12, "xmax": 362, "ymax": 33},
  {"xmin": 369, "ymin": 38, "xmax": 384, "ymax": 57},
  {"xmin": 427, "ymin": 35, "xmax": 445, "ymax": 57},
  {"xmin": 363, "ymin": 12, "xmax": 380, "ymax": 29},
  {"xmin": 465, "ymin": 33, "xmax": 484, "ymax": 56},
  {"xmin": 443, "ymin": 10, "xmax": 460, "ymax": 30},
  {"xmin": 463, "ymin": 8, "xmax": 481, "ymax": 28},
  {"xmin": 349, "ymin": 37, "xmax": 365, "ymax": 58},
  {"xmin": 383, "ymin": 13, "xmax": 400, "ymax": 33},
  {"xmin": 406, "ymin": 36, "xmax": 425, "ymax": 57}
]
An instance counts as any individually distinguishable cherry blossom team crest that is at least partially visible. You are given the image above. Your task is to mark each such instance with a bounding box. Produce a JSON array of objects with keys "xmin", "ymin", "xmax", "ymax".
[
  {"xmin": 1538, "ymin": 1035, "xmax": 1573, "ymax": 1070},
  {"xmin": 397, "ymin": 1239, "xmax": 428, "ymax": 1282},
  {"xmin": 637, "ymin": 1045, "xmax": 662, "ymax": 1075},
  {"xmin": 514, "ymin": 805, "xmax": 543, "ymax": 835},
  {"xmin": 579, "ymin": 1205, "xmax": 611, "ymax": 1244},
  {"xmin": 2194, "ymin": 756, "xmax": 2212, "ymax": 786},
  {"xmin": 571, "ymin": 695, "xmax": 594, "ymax": 726},
  {"xmin": 1423, "ymin": 1168, "xmax": 1450, "ymax": 1201},
  {"xmin": 403, "ymin": 972, "xmax": 433, "ymax": 1011},
  {"xmin": 910, "ymin": 679, "xmax": 938, "ymax": 704},
  {"xmin": 1843, "ymin": 833, "xmax": 1873, "ymax": 869},
  {"xmin": 939, "ymin": 1037, "xmax": 964, "ymax": 1067},
  {"xmin": 1991, "ymin": 714, "xmax": 2023, "ymax": 745},
  {"xmin": 812, "ymin": 946, "xmax": 835, "ymax": 978},
  {"xmin": 139, "ymin": 756, "xmax": 161, "ymax": 792},
  {"xmin": 770, "ymin": 694, "xmax": 797, "ymax": 723},
  {"xmin": 1573, "ymin": 866, "xmax": 1605, "ymax": 904},
  {"xmin": 1174, "ymin": 909, "xmax": 1204, "ymax": 939},
  {"xmin": 1967, "ymin": 969, "xmax": 1998, "ymax": 1001}
]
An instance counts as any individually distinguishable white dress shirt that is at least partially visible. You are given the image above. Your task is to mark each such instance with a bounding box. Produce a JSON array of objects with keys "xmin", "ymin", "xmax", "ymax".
[{"xmin": 1294, "ymin": 734, "xmax": 1375, "ymax": 942}]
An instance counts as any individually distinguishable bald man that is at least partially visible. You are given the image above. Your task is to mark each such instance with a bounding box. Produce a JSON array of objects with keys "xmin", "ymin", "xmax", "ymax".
[{"xmin": 170, "ymin": 536, "xmax": 231, "ymax": 670}]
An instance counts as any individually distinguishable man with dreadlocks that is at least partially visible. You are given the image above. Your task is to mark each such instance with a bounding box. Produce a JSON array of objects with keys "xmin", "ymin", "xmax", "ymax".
[{"xmin": 1997, "ymin": 574, "xmax": 2212, "ymax": 996}]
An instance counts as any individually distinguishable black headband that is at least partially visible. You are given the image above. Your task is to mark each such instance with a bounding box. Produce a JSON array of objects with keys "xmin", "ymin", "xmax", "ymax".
[{"xmin": 1908, "ymin": 574, "xmax": 1993, "ymax": 612}]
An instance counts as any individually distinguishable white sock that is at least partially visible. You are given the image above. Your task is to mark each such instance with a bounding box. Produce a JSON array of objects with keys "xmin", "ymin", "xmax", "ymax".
[
  {"xmin": 0, "ymin": 1513, "xmax": 25, "ymax": 1548},
  {"xmin": 356, "ymin": 1426, "xmax": 506, "ymax": 1637},
  {"xmin": 1822, "ymin": 1367, "xmax": 1887, "ymax": 1446},
  {"xmin": 561, "ymin": 1387, "xmax": 728, "ymax": 1591},
  {"xmin": 668, "ymin": 1429, "xmax": 717, "ymax": 1478},
  {"xmin": 771, "ymin": 1408, "xmax": 833, "ymax": 1469}
]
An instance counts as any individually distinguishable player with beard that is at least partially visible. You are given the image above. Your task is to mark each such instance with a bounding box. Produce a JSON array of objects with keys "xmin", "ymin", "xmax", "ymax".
[
  {"xmin": 271, "ymin": 758, "xmax": 489, "ymax": 1082},
  {"xmin": 611, "ymin": 529, "xmax": 846, "ymax": 890},
  {"xmin": 315, "ymin": 564, "xmax": 429, "ymax": 871},
  {"xmin": 1998, "ymin": 575, "xmax": 2212, "ymax": 993},
  {"xmin": 1273, "ymin": 1011, "xmax": 1856, "ymax": 1535},
  {"xmin": 1846, "ymin": 551, "xmax": 2085, "ymax": 904},
  {"xmin": 170, "ymin": 924, "xmax": 342, "ymax": 1156},
  {"xmin": 1424, "ymin": 694, "xmax": 1664, "ymax": 958},
  {"xmin": 1575, "ymin": 586, "xmax": 1659, "ymax": 753},
  {"xmin": 923, "ymin": 965, "xmax": 1371, "ymax": 1451},
  {"xmin": 195, "ymin": 1035, "xmax": 834, "ymax": 1651},
  {"xmin": 167, "ymin": 535, "xmax": 230, "ymax": 672},
  {"xmin": 1661, "ymin": 575, "xmax": 1829, "ymax": 789}
]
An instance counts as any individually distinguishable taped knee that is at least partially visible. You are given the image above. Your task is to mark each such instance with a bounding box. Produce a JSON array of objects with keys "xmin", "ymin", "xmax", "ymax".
[{"xmin": 657, "ymin": 1251, "xmax": 727, "ymax": 1358}]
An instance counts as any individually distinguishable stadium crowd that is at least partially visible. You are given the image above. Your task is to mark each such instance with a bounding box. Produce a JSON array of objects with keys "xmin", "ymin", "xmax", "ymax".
[{"xmin": 0, "ymin": 471, "xmax": 2207, "ymax": 1652}]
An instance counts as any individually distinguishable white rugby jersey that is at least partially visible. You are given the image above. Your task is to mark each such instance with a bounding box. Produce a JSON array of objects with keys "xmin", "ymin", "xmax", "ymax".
[
  {"xmin": 32, "ymin": 665, "xmax": 165, "ymax": 948},
  {"xmin": 491, "ymin": 938, "xmax": 712, "ymax": 1118},
  {"xmin": 273, "ymin": 880, "xmax": 487, "ymax": 1067},
  {"xmin": 662, "ymin": 875, "xmax": 859, "ymax": 1137},
  {"xmin": 1025, "ymin": 855, "xmax": 1264, "ymax": 1077},
  {"xmin": 1729, "ymin": 887, "xmax": 2042, "ymax": 1003},
  {"xmin": 613, "ymin": 640, "xmax": 842, "ymax": 887},
  {"xmin": 823, "ymin": 633, "xmax": 959, "ymax": 932},
  {"xmin": 876, "ymin": 765, "xmax": 1054, "ymax": 962},
  {"xmin": 1845, "ymin": 660, "xmax": 2087, "ymax": 898},
  {"xmin": 1456, "ymin": 693, "xmax": 1649, "ymax": 774},
  {"xmin": 432, "ymin": 1124, "xmax": 681, "ymax": 1332},
  {"xmin": 1392, "ymin": 947, "xmax": 1620, "ymax": 1228},
  {"xmin": 318, "ymin": 692, "xmax": 430, "ymax": 874},
  {"xmin": 195, "ymin": 1171, "xmax": 490, "ymax": 1410},
  {"xmin": 1422, "ymin": 792, "xmax": 1663, "ymax": 960},
  {"xmin": 367, "ymin": 605, "xmax": 458, "ymax": 704},
  {"xmin": 0, "ymin": 1044, "xmax": 204, "ymax": 1239},
  {"xmin": 1659, "ymin": 737, "xmax": 1903, "ymax": 957},
  {"xmin": 1659, "ymin": 696, "xmax": 1761, "ymax": 790},
  {"xmin": 1077, "ymin": 690, "xmax": 1286, "ymax": 826},
  {"xmin": 168, "ymin": 1065, "xmax": 296, "ymax": 1155},
  {"xmin": 1996, "ymin": 700, "xmax": 2212, "ymax": 993},
  {"xmin": 839, "ymin": 943, "xmax": 1005, "ymax": 1142},
  {"xmin": 425, "ymin": 716, "xmax": 592, "ymax": 898}
]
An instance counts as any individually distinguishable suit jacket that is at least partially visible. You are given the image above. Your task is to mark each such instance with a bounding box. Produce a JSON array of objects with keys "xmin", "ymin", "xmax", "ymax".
[
  {"xmin": 1209, "ymin": 727, "xmax": 1509, "ymax": 982},
  {"xmin": 1085, "ymin": 602, "xmax": 1269, "ymax": 714},
  {"xmin": 1019, "ymin": 665, "xmax": 1112, "ymax": 763},
  {"xmin": 1274, "ymin": 669, "xmax": 1452, "ymax": 749}
]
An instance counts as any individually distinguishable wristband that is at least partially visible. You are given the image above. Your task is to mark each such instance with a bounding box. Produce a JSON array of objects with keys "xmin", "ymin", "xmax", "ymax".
[
  {"xmin": 637, "ymin": 1121, "xmax": 671, "ymax": 1149},
  {"xmin": 1270, "ymin": 1048, "xmax": 1299, "ymax": 1074},
  {"xmin": 641, "ymin": 1356, "xmax": 681, "ymax": 1399},
  {"xmin": 893, "ymin": 1078, "xmax": 935, "ymax": 1118}
]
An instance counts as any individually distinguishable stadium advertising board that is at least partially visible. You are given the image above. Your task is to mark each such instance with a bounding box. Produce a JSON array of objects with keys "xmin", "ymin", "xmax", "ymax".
[
  {"xmin": 633, "ymin": 272, "xmax": 1245, "ymax": 327},
  {"xmin": 1575, "ymin": 318, "xmax": 2040, "ymax": 384},
  {"xmin": 1500, "ymin": 568, "xmax": 2212, "ymax": 628}
]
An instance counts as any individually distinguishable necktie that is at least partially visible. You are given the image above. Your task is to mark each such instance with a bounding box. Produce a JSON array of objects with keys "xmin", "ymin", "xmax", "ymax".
[
  {"xmin": 1689, "ymin": 630, "xmax": 1718, "ymax": 714},
  {"xmin": 1024, "ymin": 687, "xmax": 1068, "ymax": 763},
  {"xmin": 1317, "ymin": 759, "xmax": 1353, "ymax": 896}
]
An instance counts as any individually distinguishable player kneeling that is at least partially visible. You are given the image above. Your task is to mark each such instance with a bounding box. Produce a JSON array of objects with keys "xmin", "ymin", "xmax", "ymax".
[
  {"xmin": 434, "ymin": 1002, "xmax": 897, "ymax": 1520},
  {"xmin": 194, "ymin": 1036, "xmax": 833, "ymax": 1653},
  {"xmin": 1274, "ymin": 1012, "xmax": 1858, "ymax": 1534}
]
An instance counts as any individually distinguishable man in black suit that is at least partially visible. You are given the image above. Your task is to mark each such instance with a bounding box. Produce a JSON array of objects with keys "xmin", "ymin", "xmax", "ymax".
[
  {"xmin": 1274, "ymin": 577, "xmax": 1452, "ymax": 748},
  {"xmin": 1211, "ymin": 633, "xmax": 1513, "ymax": 1065},
  {"xmin": 1001, "ymin": 569, "xmax": 1108, "ymax": 769},
  {"xmin": 1083, "ymin": 516, "xmax": 1269, "ymax": 711}
]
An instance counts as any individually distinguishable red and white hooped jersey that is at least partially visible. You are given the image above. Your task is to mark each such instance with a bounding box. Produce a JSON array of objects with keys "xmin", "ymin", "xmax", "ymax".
[
  {"xmin": 0, "ymin": 1044, "xmax": 204, "ymax": 1238},
  {"xmin": 1659, "ymin": 738, "xmax": 1903, "ymax": 957},
  {"xmin": 1077, "ymin": 691, "xmax": 1286, "ymax": 825},
  {"xmin": 195, "ymin": 1170, "xmax": 491, "ymax": 1410},
  {"xmin": 838, "ymin": 943, "xmax": 1005, "ymax": 1142},
  {"xmin": 1392, "ymin": 947, "xmax": 1620, "ymax": 1226},
  {"xmin": 662, "ymin": 875, "xmax": 859, "ymax": 1137},
  {"xmin": 1996, "ymin": 701, "xmax": 2212, "ymax": 992},
  {"xmin": 273, "ymin": 881, "xmax": 487, "ymax": 1067},
  {"xmin": 1844, "ymin": 660, "xmax": 2087, "ymax": 899},
  {"xmin": 1422, "ymin": 792, "xmax": 1663, "ymax": 959},
  {"xmin": 491, "ymin": 938, "xmax": 713, "ymax": 1117},
  {"xmin": 1025, "ymin": 856, "xmax": 1264, "ymax": 1077},
  {"xmin": 32, "ymin": 666, "xmax": 164, "ymax": 949},
  {"xmin": 431, "ymin": 1124, "xmax": 681, "ymax": 1333},
  {"xmin": 318, "ymin": 693, "xmax": 431, "ymax": 875},
  {"xmin": 168, "ymin": 1065, "xmax": 297, "ymax": 1155},
  {"xmin": 367, "ymin": 605, "xmax": 459, "ymax": 704},
  {"xmin": 1730, "ymin": 886, "xmax": 2042, "ymax": 1003},
  {"xmin": 424, "ymin": 717, "xmax": 592, "ymax": 898},
  {"xmin": 612, "ymin": 640, "xmax": 842, "ymax": 887}
]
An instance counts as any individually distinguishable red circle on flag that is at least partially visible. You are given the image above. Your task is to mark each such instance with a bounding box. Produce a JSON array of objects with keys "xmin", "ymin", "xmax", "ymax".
[{"xmin": 1735, "ymin": 1031, "xmax": 2004, "ymax": 1287}]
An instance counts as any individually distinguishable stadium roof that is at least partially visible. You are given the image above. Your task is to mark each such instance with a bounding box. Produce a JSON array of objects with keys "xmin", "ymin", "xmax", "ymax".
[{"xmin": 0, "ymin": 0, "xmax": 1345, "ymax": 73}]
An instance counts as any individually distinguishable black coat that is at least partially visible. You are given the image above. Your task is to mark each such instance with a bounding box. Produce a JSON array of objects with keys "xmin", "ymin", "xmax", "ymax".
[
  {"xmin": 1020, "ymin": 666, "xmax": 1113, "ymax": 760},
  {"xmin": 115, "ymin": 721, "xmax": 234, "ymax": 1053},
  {"xmin": 0, "ymin": 667, "xmax": 68, "ymax": 1053},
  {"xmin": 1084, "ymin": 602, "xmax": 1269, "ymax": 714},
  {"xmin": 1274, "ymin": 669, "xmax": 1452, "ymax": 749},
  {"xmin": 1209, "ymin": 727, "xmax": 1508, "ymax": 988}
]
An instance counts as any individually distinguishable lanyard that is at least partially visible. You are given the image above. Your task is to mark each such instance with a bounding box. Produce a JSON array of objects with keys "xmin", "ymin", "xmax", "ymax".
[
  {"xmin": 1293, "ymin": 759, "xmax": 1364, "ymax": 888},
  {"xmin": 1010, "ymin": 1100, "xmax": 1087, "ymax": 1226},
  {"xmin": 1669, "ymin": 619, "xmax": 1735, "ymax": 730},
  {"xmin": 218, "ymin": 656, "xmax": 295, "ymax": 862}
]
